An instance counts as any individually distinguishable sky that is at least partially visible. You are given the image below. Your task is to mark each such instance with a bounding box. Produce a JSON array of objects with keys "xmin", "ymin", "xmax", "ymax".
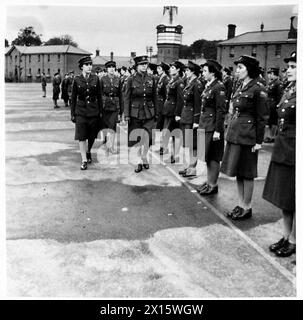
[{"xmin": 5, "ymin": 1, "xmax": 298, "ymax": 57}]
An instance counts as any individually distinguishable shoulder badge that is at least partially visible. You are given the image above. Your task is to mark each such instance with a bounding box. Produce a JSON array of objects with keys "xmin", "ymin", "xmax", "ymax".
[
  {"xmin": 220, "ymin": 91, "xmax": 225, "ymax": 96},
  {"xmin": 180, "ymin": 83, "xmax": 184, "ymax": 88},
  {"xmin": 260, "ymin": 91, "xmax": 267, "ymax": 98}
]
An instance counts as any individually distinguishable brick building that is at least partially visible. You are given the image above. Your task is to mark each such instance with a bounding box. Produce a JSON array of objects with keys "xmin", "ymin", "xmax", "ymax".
[
  {"xmin": 5, "ymin": 44, "xmax": 91, "ymax": 82},
  {"xmin": 217, "ymin": 16, "xmax": 297, "ymax": 74}
]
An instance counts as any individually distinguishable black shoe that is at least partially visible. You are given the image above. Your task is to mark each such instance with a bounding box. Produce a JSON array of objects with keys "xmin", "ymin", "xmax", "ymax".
[
  {"xmin": 179, "ymin": 167, "xmax": 188, "ymax": 175},
  {"xmin": 86, "ymin": 152, "xmax": 92, "ymax": 164},
  {"xmin": 199, "ymin": 184, "xmax": 218, "ymax": 195},
  {"xmin": 275, "ymin": 241, "xmax": 296, "ymax": 257},
  {"xmin": 80, "ymin": 161, "xmax": 88, "ymax": 170},
  {"xmin": 135, "ymin": 163, "xmax": 143, "ymax": 173},
  {"xmin": 226, "ymin": 205, "xmax": 243, "ymax": 218},
  {"xmin": 231, "ymin": 208, "xmax": 252, "ymax": 220},
  {"xmin": 54, "ymin": 105, "xmax": 60, "ymax": 109},
  {"xmin": 160, "ymin": 148, "xmax": 169, "ymax": 156},
  {"xmin": 196, "ymin": 182, "xmax": 208, "ymax": 192},
  {"xmin": 269, "ymin": 237, "xmax": 287, "ymax": 252},
  {"xmin": 142, "ymin": 158, "xmax": 149, "ymax": 170},
  {"xmin": 164, "ymin": 155, "xmax": 178, "ymax": 164}
]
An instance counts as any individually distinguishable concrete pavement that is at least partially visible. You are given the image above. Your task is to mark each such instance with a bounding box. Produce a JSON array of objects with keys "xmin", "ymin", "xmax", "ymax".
[{"xmin": 5, "ymin": 83, "xmax": 296, "ymax": 297}]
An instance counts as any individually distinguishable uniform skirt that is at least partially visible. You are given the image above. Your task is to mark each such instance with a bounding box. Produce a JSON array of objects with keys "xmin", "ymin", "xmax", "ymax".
[
  {"xmin": 263, "ymin": 161, "xmax": 295, "ymax": 211},
  {"xmin": 202, "ymin": 131, "xmax": 224, "ymax": 163},
  {"xmin": 220, "ymin": 142, "xmax": 258, "ymax": 179},
  {"xmin": 128, "ymin": 117, "xmax": 155, "ymax": 147},
  {"xmin": 52, "ymin": 87, "xmax": 60, "ymax": 100},
  {"xmin": 75, "ymin": 115, "xmax": 100, "ymax": 141},
  {"xmin": 102, "ymin": 110, "xmax": 119, "ymax": 131}
]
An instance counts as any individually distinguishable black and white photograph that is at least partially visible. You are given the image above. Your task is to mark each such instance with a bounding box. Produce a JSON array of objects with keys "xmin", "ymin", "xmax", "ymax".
[{"xmin": 1, "ymin": 0, "xmax": 301, "ymax": 302}]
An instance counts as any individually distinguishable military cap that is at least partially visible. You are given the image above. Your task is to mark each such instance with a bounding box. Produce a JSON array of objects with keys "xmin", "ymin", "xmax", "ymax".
[
  {"xmin": 105, "ymin": 60, "xmax": 116, "ymax": 68},
  {"xmin": 234, "ymin": 55, "xmax": 259, "ymax": 69},
  {"xmin": 78, "ymin": 56, "xmax": 92, "ymax": 68},
  {"xmin": 284, "ymin": 51, "xmax": 296, "ymax": 63},
  {"xmin": 148, "ymin": 63, "xmax": 157, "ymax": 72},
  {"xmin": 157, "ymin": 61, "xmax": 170, "ymax": 72},
  {"xmin": 170, "ymin": 60, "xmax": 185, "ymax": 70},
  {"xmin": 201, "ymin": 59, "xmax": 222, "ymax": 73},
  {"xmin": 121, "ymin": 66, "xmax": 127, "ymax": 72},
  {"xmin": 267, "ymin": 67, "xmax": 279, "ymax": 74},
  {"xmin": 69, "ymin": 70, "xmax": 74, "ymax": 74},
  {"xmin": 95, "ymin": 67, "xmax": 102, "ymax": 73},
  {"xmin": 223, "ymin": 67, "xmax": 231, "ymax": 75},
  {"xmin": 133, "ymin": 55, "xmax": 149, "ymax": 65},
  {"xmin": 281, "ymin": 68, "xmax": 287, "ymax": 73},
  {"xmin": 186, "ymin": 60, "xmax": 201, "ymax": 73}
]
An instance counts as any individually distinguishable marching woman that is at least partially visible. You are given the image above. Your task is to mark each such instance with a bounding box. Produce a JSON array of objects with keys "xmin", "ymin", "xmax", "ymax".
[
  {"xmin": 71, "ymin": 56, "xmax": 102, "ymax": 170},
  {"xmin": 262, "ymin": 52, "xmax": 296, "ymax": 257},
  {"xmin": 220, "ymin": 55, "xmax": 268, "ymax": 219},
  {"xmin": 100, "ymin": 60, "xmax": 122, "ymax": 154},
  {"xmin": 124, "ymin": 55, "xmax": 157, "ymax": 173},
  {"xmin": 194, "ymin": 59, "xmax": 226, "ymax": 193}
]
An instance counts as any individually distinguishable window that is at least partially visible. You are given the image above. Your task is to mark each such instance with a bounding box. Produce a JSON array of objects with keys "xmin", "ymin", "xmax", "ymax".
[
  {"xmin": 29, "ymin": 55, "xmax": 31, "ymax": 63},
  {"xmin": 58, "ymin": 69, "xmax": 60, "ymax": 74},
  {"xmin": 47, "ymin": 68, "xmax": 50, "ymax": 75},
  {"xmin": 167, "ymin": 49, "xmax": 170, "ymax": 54},
  {"xmin": 57, "ymin": 54, "xmax": 60, "ymax": 62},
  {"xmin": 159, "ymin": 49, "xmax": 162, "ymax": 54},
  {"xmin": 229, "ymin": 46, "xmax": 235, "ymax": 58},
  {"xmin": 15, "ymin": 55, "xmax": 17, "ymax": 63},
  {"xmin": 275, "ymin": 44, "xmax": 281, "ymax": 58},
  {"xmin": 48, "ymin": 54, "xmax": 50, "ymax": 62},
  {"xmin": 38, "ymin": 54, "xmax": 40, "ymax": 62},
  {"xmin": 251, "ymin": 45, "xmax": 257, "ymax": 57},
  {"xmin": 38, "ymin": 68, "xmax": 41, "ymax": 74}
]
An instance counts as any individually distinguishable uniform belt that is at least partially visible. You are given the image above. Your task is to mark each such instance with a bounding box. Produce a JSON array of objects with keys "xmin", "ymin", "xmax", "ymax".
[{"xmin": 78, "ymin": 96, "xmax": 96, "ymax": 102}]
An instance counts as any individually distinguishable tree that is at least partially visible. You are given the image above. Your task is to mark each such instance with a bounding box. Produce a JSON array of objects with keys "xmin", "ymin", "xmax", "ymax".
[
  {"xmin": 179, "ymin": 39, "xmax": 223, "ymax": 60},
  {"xmin": 11, "ymin": 26, "xmax": 42, "ymax": 46},
  {"xmin": 44, "ymin": 35, "xmax": 78, "ymax": 47},
  {"xmin": 5, "ymin": 39, "xmax": 9, "ymax": 47},
  {"xmin": 179, "ymin": 45, "xmax": 194, "ymax": 59}
]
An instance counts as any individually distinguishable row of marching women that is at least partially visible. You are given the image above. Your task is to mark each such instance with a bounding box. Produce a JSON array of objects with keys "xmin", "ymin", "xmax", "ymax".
[{"xmin": 70, "ymin": 51, "xmax": 296, "ymax": 258}]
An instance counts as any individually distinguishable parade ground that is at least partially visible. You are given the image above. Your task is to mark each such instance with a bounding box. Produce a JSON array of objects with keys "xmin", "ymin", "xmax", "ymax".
[{"xmin": 5, "ymin": 83, "xmax": 296, "ymax": 297}]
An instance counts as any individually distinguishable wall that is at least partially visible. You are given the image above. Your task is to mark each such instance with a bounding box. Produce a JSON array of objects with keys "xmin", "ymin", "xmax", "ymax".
[
  {"xmin": 157, "ymin": 44, "xmax": 180, "ymax": 63},
  {"xmin": 217, "ymin": 42, "xmax": 297, "ymax": 75}
]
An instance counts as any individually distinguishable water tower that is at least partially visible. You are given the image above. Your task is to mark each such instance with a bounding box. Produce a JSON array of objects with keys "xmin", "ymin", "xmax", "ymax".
[{"xmin": 156, "ymin": 6, "xmax": 183, "ymax": 63}]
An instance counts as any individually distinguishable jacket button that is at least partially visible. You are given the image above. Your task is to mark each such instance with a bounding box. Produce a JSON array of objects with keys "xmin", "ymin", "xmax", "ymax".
[
  {"xmin": 282, "ymin": 109, "xmax": 285, "ymax": 112},
  {"xmin": 285, "ymin": 100, "xmax": 288, "ymax": 103},
  {"xmin": 291, "ymin": 105, "xmax": 295, "ymax": 108}
]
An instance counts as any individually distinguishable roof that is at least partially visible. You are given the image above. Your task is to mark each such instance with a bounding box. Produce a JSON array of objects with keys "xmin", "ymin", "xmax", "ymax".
[
  {"xmin": 179, "ymin": 57, "xmax": 207, "ymax": 66},
  {"xmin": 218, "ymin": 29, "xmax": 296, "ymax": 46},
  {"xmin": 93, "ymin": 55, "xmax": 134, "ymax": 68},
  {"xmin": 5, "ymin": 45, "xmax": 91, "ymax": 55}
]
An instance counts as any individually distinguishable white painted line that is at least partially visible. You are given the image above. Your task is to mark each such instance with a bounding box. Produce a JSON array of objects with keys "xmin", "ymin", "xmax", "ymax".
[{"xmin": 118, "ymin": 123, "xmax": 296, "ymax": 286}]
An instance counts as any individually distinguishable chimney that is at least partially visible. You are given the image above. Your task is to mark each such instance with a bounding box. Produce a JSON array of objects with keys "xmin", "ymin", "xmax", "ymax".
[
  {"xmin": 96, "ymin": 48, "xmax": 100, "ymax": 56},
  {"xmin": 227, "ymin": 24, "xmax": 236, "ymax": 39},
  {"xmin": 110, "ymin": 52, "xmax": 114, "ymax": 61},
  {"xmin": 260, "ymin": 22, "xmax": 264, "ymax": 32},
  {"xmin": 130, "ymin": 52, "xmax": 136, "ymax": 58},
  {"xmin": 288, "ymin": 16, "xmax": 297, "ymax": 39}
]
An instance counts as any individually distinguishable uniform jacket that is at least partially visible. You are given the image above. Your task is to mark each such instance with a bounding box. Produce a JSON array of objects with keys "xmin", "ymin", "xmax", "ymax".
[
  {"xmin": 67, "ymin": 76, "xmax": 74, "ymax": 95},
  {"xmin": 177, "ymin": 76, "xmax": 202, "ymax": 125},
  {"xmin": 61, "ymin": 78, "xmax": 69, "ymax": 100},
  {"xmin": 124, "ymin": 71, "xmax": 157, "ymax": 120},
  {"xmin": 225, "ymin": 78, "xmax": 268, "ymax": 145},
  {"xmin": 223, "ymin": 75, "xmax": 233, "ymax": 105},
  {"xmin": 266, "ymin": 78, "xmax": 283, "ymax": 110},
  {"xmin": 100, "ymin": 75, "xmax": 122, "ymax": 114},
  {"xmin": 198, "ymin": 79, "xmax": 226, "ymax": 132},
  {"xmin": 52, "ymin": 77, "xmax": 61, "ymax": 94},
  {"xmin": 271, "ymin": 82, "xmax": 296, "ymax": 166},
  {"xmin": 162, "ymin": 74, "xmax": 184, "ymax": 117},
  {"xmin": 41, "ymin": 76, "xmax": 47, "ymax": 87},
  {"xmin": 156, "ymin": 73, "xmax": 169, "ymax": 116},
  {"xmin": 71, "ymin": 73, "xmax": 102, "ymax": 118}
]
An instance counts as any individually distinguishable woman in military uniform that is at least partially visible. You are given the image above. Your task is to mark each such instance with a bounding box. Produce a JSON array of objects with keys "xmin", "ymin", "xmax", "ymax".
[
  {"xmin": 124, "ymin": 55, "xmax": 157, "ymax": 173},
  {"xmin": 176, "ymin": 61, "xmax": 202, "ymax": 177},
  {"xmin": 263, "ymin": 67, "xmax": 283, "ymax": 143},
  {"xmin": 262, "ymin": 52, "xmax": 296, "ymax": 257},
  {"xmin": 52, "ymin": 72, "xmax": 61, "ymax": 108},
  {"xmin": 161, "ymin": 61, "xmax": 185, "ymax": 163},
  {"xmin": 100, "ymin": 60, "xmax": 122, "ymax": 154},
  {"xmin": 61, "ymin": 73, "xmax": 70, "ymax": 107},
  {"xmin": 71, "ymin": 56, "xmax": 102, "ymax": 170},
  {"xmin": 194, "ymin": 60, "xmax": 226, "ymax": 194},
  {"xmin": 220, "ymin": 55, "xmax": 268, "ymax": 219},
  {"xmin": 155, "ymin": 62, "xmax": 170, "ymax": 131}
]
